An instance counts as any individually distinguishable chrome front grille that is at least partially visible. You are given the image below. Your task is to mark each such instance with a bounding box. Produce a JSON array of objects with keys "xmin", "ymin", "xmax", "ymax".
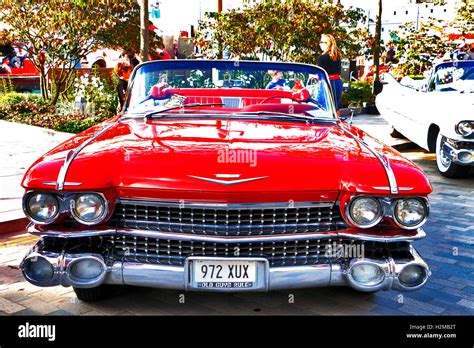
[
  {"xmin": 106, "ymin": 235, "xmax": 411, "ymax": 267},
  {"xmin": 455, "ymin": 141, "xmax": 474, "ymax": 150},
  {"xmin": 109, "ymin": 200, "xmax": 347, "ymax": 236}
]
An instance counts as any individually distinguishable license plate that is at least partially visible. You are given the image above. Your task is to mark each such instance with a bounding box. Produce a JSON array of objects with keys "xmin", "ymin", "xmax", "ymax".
[{"xmin": 192, "ymin": 260, "xmax": 257, "ymax": 289}]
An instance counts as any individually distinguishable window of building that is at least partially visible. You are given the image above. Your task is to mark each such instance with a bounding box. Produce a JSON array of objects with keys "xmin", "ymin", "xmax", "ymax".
[
  {"xmin": 430, "ymin": 9, "xmax": 434, "ymax": 13},
  {"xmin": 394, "ymin": 11, "xmax": 396, "ymax": 15},
  {"xmin": 406, "ymin": 10, "xmax": 409, "ymax": 15}
]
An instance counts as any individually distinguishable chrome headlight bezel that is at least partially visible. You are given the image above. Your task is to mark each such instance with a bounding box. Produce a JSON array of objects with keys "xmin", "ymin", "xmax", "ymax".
[
  {"xmin": 455, "ymin": 121, "xmax": 474, "ymax": 137},
  {"xmin": 393, "ymin": 197, "xmax": 429, "ymax": 230},
  {"xmin": 70, "ymin": 193, "xmax": 109, "ymax": 226},
  {"xmin": 346, "ymin": 196, "xmax": 383, "ymax": 229},
  {"xmin": 23, "ymin": 192, "xmax": 60, "ymax": 225}
]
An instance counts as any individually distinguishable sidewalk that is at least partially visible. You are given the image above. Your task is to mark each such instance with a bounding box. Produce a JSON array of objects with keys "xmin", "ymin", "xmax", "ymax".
[{"xmin": 0, "ymin": 121, "xmax": 73, "ymax": 225}]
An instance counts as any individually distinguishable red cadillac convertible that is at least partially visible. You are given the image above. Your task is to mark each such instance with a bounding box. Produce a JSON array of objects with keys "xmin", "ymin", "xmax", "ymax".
[{"xmin": 20, "ymin": 60, "xmax": 432, "ymax": 301}]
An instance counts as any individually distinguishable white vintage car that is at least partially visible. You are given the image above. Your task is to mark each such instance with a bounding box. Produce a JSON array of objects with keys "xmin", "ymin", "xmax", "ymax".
[{"xmin": 376, "ymin": 61, "xmax": 474, "ymax": 178}]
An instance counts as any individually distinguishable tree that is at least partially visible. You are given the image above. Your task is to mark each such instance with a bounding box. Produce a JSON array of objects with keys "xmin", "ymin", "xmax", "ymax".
[
  {"xmin": 196, "ymin": 0, "xmax": 366, "ymax": 64},
  {"xmin": 390, "ymin": 19, "xmax": 455, "ymax": 76},
  {"xmin": 455, "ymin": 0, "xmax": 474, "ymax": 23},
  {"xmin": 0, "ymin": 0, "xmax": 159, "ymax": 105},
  {"xmin": 140, "ymin": 0, "xmax": 149, "ymax": 62},
  {"xmin": 373, "ymin": 0, "xmax": 382, "ymax": 90}
]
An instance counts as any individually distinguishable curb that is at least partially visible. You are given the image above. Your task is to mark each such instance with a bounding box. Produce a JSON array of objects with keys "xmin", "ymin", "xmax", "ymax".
[{"xmin": 0, "ymin": 217, "xmax": 29, "ymax": 236}]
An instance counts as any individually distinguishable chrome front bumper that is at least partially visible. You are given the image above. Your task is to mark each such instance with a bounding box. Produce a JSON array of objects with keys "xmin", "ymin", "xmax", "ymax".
[
  {"xmin": 21, "ymin": 243, "xmax": 430, "ymax": 292},
  {"xmin": 442, "ymin": 138, "xmax": 474, "ymax": 165}
]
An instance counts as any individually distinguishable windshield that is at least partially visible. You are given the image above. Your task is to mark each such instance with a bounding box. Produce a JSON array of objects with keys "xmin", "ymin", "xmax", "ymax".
[
  {"xmin": 429, "ymin": 61, "xmax": 474, "ymax": 93},
  {"xmin": 125, "ymin": 60, "xmax": 335, "ymax": 119}
]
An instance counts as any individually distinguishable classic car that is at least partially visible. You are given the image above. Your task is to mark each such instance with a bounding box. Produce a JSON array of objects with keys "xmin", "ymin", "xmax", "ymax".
[
  {"xmin": 20, "ymin": 60, "xmax": 432, "ymax": 302},
  {"xmin": 376, "ymin": 60, "xmax": 474, "ymax": 178},
  {"xmin": 0, "ymin": 56, "xmax": 40, "ymax": 91}
]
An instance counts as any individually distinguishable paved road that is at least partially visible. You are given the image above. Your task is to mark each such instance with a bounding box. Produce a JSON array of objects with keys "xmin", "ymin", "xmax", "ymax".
[
  {"xmin": 0, "ymin": 115, "xmax": 473, "ymax": 315},
  {"xmin": 0, "ymin": 121, "xmax": 72, "ymax": 222}
]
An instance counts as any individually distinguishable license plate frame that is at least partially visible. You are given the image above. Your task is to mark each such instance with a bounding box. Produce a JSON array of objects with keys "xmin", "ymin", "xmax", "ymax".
[{"xmin": 186, "ymin": 257, "xmax": 269, "ymax": 291}]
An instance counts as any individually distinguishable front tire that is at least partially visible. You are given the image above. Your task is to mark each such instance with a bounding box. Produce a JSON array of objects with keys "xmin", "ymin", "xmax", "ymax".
[
  {"xmin": 436, "ymin": 133, "xmax": 470, "ymax": 178},
  {"xmin": 73, "ymin": 285, "xmax": 109, "ymax": 302}
]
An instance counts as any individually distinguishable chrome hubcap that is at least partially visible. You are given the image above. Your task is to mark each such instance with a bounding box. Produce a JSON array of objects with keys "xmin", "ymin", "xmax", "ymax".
[{"xmin": 439, "ymin": 136, "xmax": 451, "ymax": 167}]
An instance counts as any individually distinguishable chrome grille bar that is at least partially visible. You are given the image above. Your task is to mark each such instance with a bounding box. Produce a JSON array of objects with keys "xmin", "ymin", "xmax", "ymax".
[{"xmin": 109, "ymin": 200, "xmax": 346, "ymax": 237}]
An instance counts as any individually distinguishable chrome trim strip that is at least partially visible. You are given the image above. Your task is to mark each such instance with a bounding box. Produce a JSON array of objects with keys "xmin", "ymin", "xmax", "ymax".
[
  {"xmin": 340, "ymin": 126, "xmax": 399, "ymax": 194},
  {"xmin": 56, "ymin": 120, "xmax": 119, "ymax": 191},
  {"xmin": 28, "ymin": 224, "xmax": 427, "ymax": 242},
  {"xmin": 116, "ymin": 198, "xmax": 335, "ymax": 209},
  {"xmin": 187, "ymin": 175, "xmax": 269, "ymax": 186},
  {"xmin": 215, "ymin": 174, "xmax": 241, "ymax": 178},
  {"xmin": 42, "ymin": 182, "xmax": 82, "ymax": 186},
  {"xmin": 373, "ymin": 186, "xmax": 413, "ymax": 191}
]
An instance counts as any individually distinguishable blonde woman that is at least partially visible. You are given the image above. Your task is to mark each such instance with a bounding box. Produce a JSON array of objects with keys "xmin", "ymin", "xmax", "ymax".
[{"xmin": 318, "ymin": 34, "xmax": 343, "ymax": 110}]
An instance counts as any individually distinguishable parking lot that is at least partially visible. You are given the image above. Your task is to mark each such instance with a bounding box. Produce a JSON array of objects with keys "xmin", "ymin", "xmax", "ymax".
[{"xmin": 0, "ymin": 114, "xmax": 473, "ymax": 316}]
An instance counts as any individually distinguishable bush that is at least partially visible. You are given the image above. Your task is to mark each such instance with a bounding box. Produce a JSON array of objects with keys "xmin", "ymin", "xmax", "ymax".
[
  {"xmin": 408, "ymin": 75, "xmax": 425, "ymax": 80},
  {"xmin": 341, "ymin": 81, "xmax": 374, "ymax": 108},
  {"xmin": 0, "ymin": 72, "xmax": 118, "ymax": 134}
]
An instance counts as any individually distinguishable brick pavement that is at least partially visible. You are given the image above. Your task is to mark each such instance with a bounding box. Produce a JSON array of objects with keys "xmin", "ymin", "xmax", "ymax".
[{"xmin": 0, "ymin": 115, "xmax": 473, "ymax": 315}]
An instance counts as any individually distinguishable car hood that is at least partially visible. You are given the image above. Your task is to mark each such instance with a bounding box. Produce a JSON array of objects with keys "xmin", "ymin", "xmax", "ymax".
[{"xmin": 22, "ymin": 117, "xmax": 432, "ymax": 202}]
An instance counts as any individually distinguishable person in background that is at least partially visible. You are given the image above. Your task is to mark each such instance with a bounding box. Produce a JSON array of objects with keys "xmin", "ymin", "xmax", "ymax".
[
  {"xmin": 121, "ymin": 49, "xmax": 140, "ymax": 69},
  {"xmin": 114, "ymin": 61, "xmax": 133, "ymax": 111},
  {"xmin": 0, "ymin": 40, "xmax": 17, "ymax": 67},
  {"xmin": 385, "ymin": 42, "xmax": 396, "ymax": 64},
  {"xmin": 153, "ymin": 43, "xmax": 171, "ymax": 60},
  {"xmin": 464, "ymin": 44, "xmax": 474, "ymax": 61},
  {"xmin": 265, "ymin": 70, "xmax": 288, "ymax": 90},
  {"xmin": 317, "ymin": 34, "xmax": 342, "ymax": 110}
]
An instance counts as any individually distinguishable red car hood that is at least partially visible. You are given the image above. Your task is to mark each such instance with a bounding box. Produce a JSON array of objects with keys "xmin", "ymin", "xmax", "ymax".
[{"xmin": 22, "ymin": 118, "xmax": 432, "ymax": 203}]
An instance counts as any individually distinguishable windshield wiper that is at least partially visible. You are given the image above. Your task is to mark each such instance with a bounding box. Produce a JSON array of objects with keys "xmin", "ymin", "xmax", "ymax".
[{"xmin": 145, "ymin": 103, "xmax": 224, "ymax": 120}]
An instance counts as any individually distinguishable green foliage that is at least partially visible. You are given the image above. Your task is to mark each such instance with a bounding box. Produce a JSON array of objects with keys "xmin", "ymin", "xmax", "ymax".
[
  {"xmin": 455, "ymin": 0, "xmax": 474, "ymax": 22},
  {"xmin": 196, "ymin": 0, "xmax": 367, "ymax": 63},
  {"xmin": 408, "ymin": 75, "xmax": 426, "ymax": 80},
  {"xmin": 0, "ymin": 0, "xmax": 144, "ymax": 105},
  {"xmin": 0, "ymin": 74, "xmax": 117, "ymax": 134},
  {"xmin": 54, "ymin": 114, "xmax": 111, "ymax": 133},
  {"xmin": 0, "ymin": 77, "xmax": 15, "ymax": 94},
  {"xmin": 341, "ymin": 81, "xmax": 374, "ymax": 108},
  {"xmin": 390, "ymin": 19, "xmax": 455, "ymax": 75}
]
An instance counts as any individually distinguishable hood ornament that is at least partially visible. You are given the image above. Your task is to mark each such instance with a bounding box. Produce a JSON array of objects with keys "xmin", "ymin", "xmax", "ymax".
[{"xmin": 188, "ymin": 174, "xmax": 268, "ymax": 186}]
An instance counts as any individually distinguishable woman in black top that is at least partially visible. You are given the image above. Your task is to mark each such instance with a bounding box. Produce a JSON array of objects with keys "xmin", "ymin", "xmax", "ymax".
[
  {"xmin": 317, "ymin": 34, "xmax": 343, "ymax": 110},
  {"xmin": 114, "ymin": 61, "xmax": 133, "ymax": 112}
]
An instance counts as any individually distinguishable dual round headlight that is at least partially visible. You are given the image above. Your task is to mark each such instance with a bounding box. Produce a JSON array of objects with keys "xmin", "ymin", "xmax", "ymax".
[
  {"xmin": 71, "ymin": 193, "xmax": 107, "ymax": 225},
  {"xmin": 347, "ymin": 196, "xmax": 428, "ymax": 229},
  {"xmin": 394, "ymin": 198, "xmax": 428, "ymax": 229},
  {"xmin": 456, "ymin": 121, "xmax": 474, "ymax": 137},
  {"xmin": 347, "ymin": 196, "xmax": 383, "ymax": 228},
  {"xmin": 24, "ymin": 193, "xmax": 59, "ymax": 224},
  {"xmin": 24, "ymin": 192, "xmax": 107, "ymax": 225}
]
